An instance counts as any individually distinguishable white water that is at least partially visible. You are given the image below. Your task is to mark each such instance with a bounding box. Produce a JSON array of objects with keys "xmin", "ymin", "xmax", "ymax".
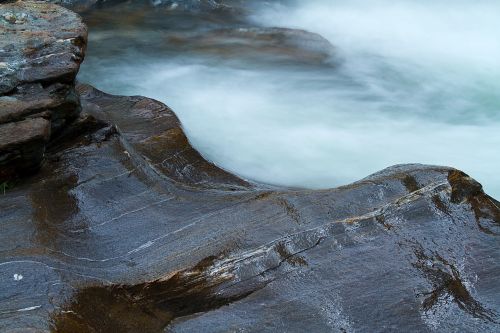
[{"xmin": 80, "ymin": 0, "xmax": 500, "ymax": 197}]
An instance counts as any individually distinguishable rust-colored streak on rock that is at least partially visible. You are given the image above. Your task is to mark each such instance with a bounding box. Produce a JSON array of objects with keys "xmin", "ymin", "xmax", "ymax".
[
  {"xmin": 51, "ymin": 256, "xmax": 255, "ymax": 333},
  {"xmin": 448, "ymin": 170, "xmax": 483, "ymax": 203}
]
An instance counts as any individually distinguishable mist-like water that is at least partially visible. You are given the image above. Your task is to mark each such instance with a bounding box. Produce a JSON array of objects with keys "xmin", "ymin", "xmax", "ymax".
[{"xmin": 79, "ymin": 0, "xmax": 500, "ymax": 197}]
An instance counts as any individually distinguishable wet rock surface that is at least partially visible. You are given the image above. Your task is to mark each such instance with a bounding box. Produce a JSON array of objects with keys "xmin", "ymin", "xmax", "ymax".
[
  {"xmin": 1, "ymin": 1, "xmax": 499, "ymax": 333},
  {"xmin": 0, "ymin": 117, "xmax": 50, "ymax": 178},
  {"xmin": 164, "ymin": 27, "xmax": 335, "ymax": 66},
  {"xmin": 0, "ymin": 1, "xmax": 87, "ymax": 180},
  {"xmin": 49, "ymin": 0, "xmax": 257, "ymax": 13},
  {"xmin": 0, "ymin": 84, "xmax": 499, "ymax": 332},
  {"xmin": 77, "ymin": 0, "xmax": 335, "ymax": 69},
  {"xmin": 0, "ymin": 1, "xmax": 87, "ymax": 94}
]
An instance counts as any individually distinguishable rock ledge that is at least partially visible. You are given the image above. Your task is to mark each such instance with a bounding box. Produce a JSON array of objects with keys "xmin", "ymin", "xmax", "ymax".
[{"xmin": 0, "ymin": 0, "xmax": 87, "ymax": 180}]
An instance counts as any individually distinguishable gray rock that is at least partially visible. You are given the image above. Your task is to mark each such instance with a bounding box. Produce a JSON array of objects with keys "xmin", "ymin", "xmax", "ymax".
[
  {"xmin": 0, "ymin": 117, "xmax": 50, "ymax": 178},
  {"xmin": 149, "ymin": 0, "xmax": 228, "ymax": 11},
  {"xmin": 0, "ymin": 84, "xmax": 498, "ymax": 332},
  {"xmin": 45, "ymin": 0, "xmax": 227, "ymax": 13},
  {"xmin": 0, "ymin": 83, "xmax": 81, "ymax": 131},
  {"xmin": 0, "ymin": 1, "xmax": 87, "ymax": 93},
  {"xmin": 0, "ymin": 2, "xmax": 498, "ymax": 332},
  {"xmin": 176, "ymin": 27, "xmax": 336, "ymax": 65},
  {"xmin": 0, "ymin": 1, "xmax": 87, "ymax": 180}
]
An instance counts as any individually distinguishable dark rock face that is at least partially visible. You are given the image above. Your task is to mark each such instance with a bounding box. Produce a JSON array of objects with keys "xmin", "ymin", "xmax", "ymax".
[
  {"xmin": 0, "ymin": 1, "xmax": 87, "ymax": 180},
  {"xmin": 0, "ymin": 117, "xmax": 50, "ymax": 178},
  {"xmin": 0, "ymin": 84, "xmax": 498, "ymax": 332},
  {"xmin": 77, "ymin": 1, "xmax": 335, "ymax": 68},
  {"xmin": 0, "ymin": 83, "xmax": 81, "ymax": 131},
  {"xmin": 50, "ymin": 0, "xmax": 245, "ymax": 13}
]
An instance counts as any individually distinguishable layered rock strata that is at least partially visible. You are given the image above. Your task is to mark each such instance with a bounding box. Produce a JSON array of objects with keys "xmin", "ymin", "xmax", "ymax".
[
  {"xmin": 0, "ymin": 84, "xmax": 498, "ymax": 332},
  {"xmin": 0, "ymin": 1, "xmax": 87, "ymax": 179}
]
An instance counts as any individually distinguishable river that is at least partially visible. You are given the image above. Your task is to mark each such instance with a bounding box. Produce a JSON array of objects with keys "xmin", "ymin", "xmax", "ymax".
[{"xmin": 78, "ymin": 0, "xmax": 500, "ymax": 198}]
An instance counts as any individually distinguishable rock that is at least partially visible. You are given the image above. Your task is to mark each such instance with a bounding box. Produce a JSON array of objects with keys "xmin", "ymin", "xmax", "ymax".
[
  {"xmin": 0, "ymin": 85, "xmax": 498, "ymax": 332},
  {"xmin": 0, "ymin": 1, "xmax": 87, "ymax": 93},
  {"xmin": 46, "ymin": 0, "xmax": 229, "ymax": 13},
  {"xmin": 78, "ymin": 1, "xmax": 335, "ymax": 67},
  {"xmin": 149, "ymin": 0, "xmax": 230, "ymax": 11},
  {"xmin": 166, "ymin": 27, "xmax": 336, "ymax": 65},
  {"xmin": 0, "ymin": 83, "xmax": 81, "ymax": 132},
  {"xmin": 0, "ymin": 118, "xmax": 50, "ymax": 178},
  {"xmin": 0, "ymin": 1, "xmax": 498, "ymax": 332},
  {"xmin": 0, "ymin": 1, "xmax": 87, "ymax": 180},
  {"xmin": 76, "ymin": 84, "xmax": 250, "ymax": 189},
  {"xmin": 46, "ymin": 0, "xmax": 128, "ymax": 13}
]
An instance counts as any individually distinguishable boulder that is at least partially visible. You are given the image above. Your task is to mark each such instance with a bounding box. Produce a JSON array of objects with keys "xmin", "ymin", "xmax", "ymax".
[
  {"xmin": 0, "ymin": 83, "xmax": 81, "ymax": 131},
  {"xmin": 0, "ymin": 117, "xmax": 50, "ymax": 178},
  {"xmin": 164, "ymin": 27, "xmax": 336, "ymax": 65},
  {"xmin": 0, "ymin": 1, "xmax": 87, "ymax": 93},
  {"xmin": 46, "ymin": 0, "xmax": 128, "ymax": 13},
  {"xmin": 0, "ymin": 1, "xmax": 498, "ymax": 332},
  {"xmin": 0, "ymin": 1, "xmax": 87, "ymax": 180},
  {"xmin": 0, "ymin": 85, "xmax": 498, "ymax": 332},
  {"xmin": 46, "ymin": 0, "xmax": 229, "ymax": 13}
]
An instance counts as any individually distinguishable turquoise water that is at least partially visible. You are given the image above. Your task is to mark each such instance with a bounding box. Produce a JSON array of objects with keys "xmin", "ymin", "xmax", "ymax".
[{"xmin": 79, "ymin": 0, "xmax": 500, "ymax": 198}]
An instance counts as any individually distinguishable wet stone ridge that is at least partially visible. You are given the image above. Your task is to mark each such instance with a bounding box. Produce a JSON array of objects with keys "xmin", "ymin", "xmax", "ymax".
[
  {"xmin": 0, "ymin": 0, "xmax": 87, "ymax": 180},
  {"xmin": 0, "ymin": 83, "xmax": 498, "ymax": 332},
  {"xmin": 0, "ymin": 2, "xmax": 499, "ymax": 333}
]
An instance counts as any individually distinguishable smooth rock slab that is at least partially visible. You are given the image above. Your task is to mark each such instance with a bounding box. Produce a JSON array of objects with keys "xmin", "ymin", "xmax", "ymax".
[
  {"xmin": 0, "ymin": 85, "xmax": 498, "ymax": 332},
  {"xmin": 50, "ymin": 0, "xmax": 243, "ymax": 13}
]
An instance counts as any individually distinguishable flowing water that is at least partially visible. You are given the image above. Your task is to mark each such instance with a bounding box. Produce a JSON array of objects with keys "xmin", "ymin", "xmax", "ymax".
[{"xmin": 78, "ymin": 0, "xmax": 500, "ymax": 198}]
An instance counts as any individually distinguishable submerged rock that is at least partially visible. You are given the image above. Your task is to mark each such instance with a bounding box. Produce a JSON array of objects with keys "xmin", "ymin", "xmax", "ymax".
[
  {"xmin": 0, "ymin": 84, "xmax": 498, "ymax": 332},
  {"xmin": 76, "ymin": 84, "xmax": 250, "ymax": 189},
  {"xmin": 72, "ymin": 0, "xmax": 336, "ymax": 71},
  {"xmin": 50, "ymin": 0, "xmax": 245, "ymax": 13},
  {"xmin": 0, "ymin": 1, "xmax": 87, "ymax": 94},
  {"xmin": 0, "ymin": 117, "xmax": 50, "ymax": 178},
  {"xmin": 149, "ymin": 0, "xmax": 229, "ymax": 11},
  {"xmin": 165, "ymin": 27, "xmax": 336, "ymax": 65},
  {"xmin": 0, "ymin": 1, "xmax": 87, "ymax": 180}
]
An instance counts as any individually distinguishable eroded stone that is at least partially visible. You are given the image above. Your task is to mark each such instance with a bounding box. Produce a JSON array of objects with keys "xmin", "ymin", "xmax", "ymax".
[
  {"xmin": 1, "ymin": 86, "xmax": 498, "ymax": 332},
  {"xmin": 0, "ymin": 1, "xmax": 87, "ymax": 93},
  {"xmin": 0, "ymin": 1, "xmax": 87, "ymax": 180},
  {"xmin": 0, "ymin": 117, "xmax": 50, "ymax": 178}
]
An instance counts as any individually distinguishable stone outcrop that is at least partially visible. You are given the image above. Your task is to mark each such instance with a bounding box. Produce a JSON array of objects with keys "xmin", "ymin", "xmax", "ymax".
[
  {"xmin": 0, "ymin": 83, "xmax": 498, "ymax": 332},
  {"xmin": 0, "ymin": 117, "xmax": 50, "ymax": 179},
  {"xmin": 47, "ymin": 0, "xmax": 230, "ymax": 13},
  {"xmin": 47, "ymin": 0, "xmax": 126, "ymax": 12},
  {"xmin": 0, "ymin": 1, "xmax": 87, "ymax": 179},
  {"xmin": 165, "ymin": 27, "xmax": 336, "ymax": 65},
  {"xmin": 0, "ymin": 2, "xmax": 499, "ymax": 333}
]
